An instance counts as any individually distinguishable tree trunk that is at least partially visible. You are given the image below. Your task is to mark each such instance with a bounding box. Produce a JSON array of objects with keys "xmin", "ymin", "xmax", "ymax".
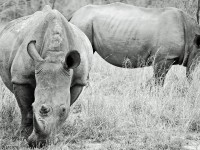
[
  {"xmin": 51, "ymin": 0, "xmax": 56, "ymax": 9},
  {"xmin": 197, "ymin": 0, "xmax": 200, "ymax": 24},
  {"xmin": 26, "ymin": 0, "xmax": 33, "ymax": 15}
]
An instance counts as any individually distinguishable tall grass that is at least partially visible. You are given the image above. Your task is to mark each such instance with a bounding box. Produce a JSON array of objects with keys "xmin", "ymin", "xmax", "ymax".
[
  {"xmin": 67, "ymin": 54, "xmax": 200, "ymax": 149},
  {"xmin": 1, "ymin": 53, "xmax": 200, "ymax": 149}
]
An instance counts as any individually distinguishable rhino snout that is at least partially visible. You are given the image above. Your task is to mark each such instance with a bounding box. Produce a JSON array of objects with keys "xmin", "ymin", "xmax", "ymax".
[
  {"xmin": 27, "ymin": 130, "xmax": 48, "ymax": 148},
  {"xmin": 27, "ymin": 114, "xmax": 50, "ymax": 148}
]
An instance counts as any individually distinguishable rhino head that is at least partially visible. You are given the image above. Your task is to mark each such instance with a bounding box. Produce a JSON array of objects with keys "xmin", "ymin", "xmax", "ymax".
[{"xmin": 27, "ymin": 41, "xmax": 80, "ymax": 147}]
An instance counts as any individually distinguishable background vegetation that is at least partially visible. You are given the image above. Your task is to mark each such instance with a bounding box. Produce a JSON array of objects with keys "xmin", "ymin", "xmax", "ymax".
[
  {"xmin": 0, "ymin": 0, "xmax": 198, "ymax": 20},
  {"xmin": 1, "ymin": 0, "xmax": 200, "ymax": 150}
]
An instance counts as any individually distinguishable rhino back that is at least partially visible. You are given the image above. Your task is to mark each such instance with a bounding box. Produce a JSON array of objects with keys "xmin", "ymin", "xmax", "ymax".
[{"xmin": 71, "ymin": 3, "xmax": 187, "ymax": 67}]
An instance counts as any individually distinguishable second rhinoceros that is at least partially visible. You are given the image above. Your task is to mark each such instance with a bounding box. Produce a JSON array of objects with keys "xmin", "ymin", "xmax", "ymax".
[{"xmin": 70, "ymin": 2, "xmax": 200, "ymax": 85}]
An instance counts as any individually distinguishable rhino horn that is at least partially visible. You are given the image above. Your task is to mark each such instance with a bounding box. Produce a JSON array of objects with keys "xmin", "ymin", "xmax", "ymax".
[
  {"xmin": 33, "ymin": 114, "xmax": 46, "ymax": 135},
  {"xmin": 27, "ymin": 41, "xmax": 44, "ymax": 62}
]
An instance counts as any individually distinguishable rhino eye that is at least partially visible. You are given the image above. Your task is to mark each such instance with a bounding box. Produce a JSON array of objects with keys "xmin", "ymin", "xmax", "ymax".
[
  {"xmin": 59, "ymin": 105, "xmax": 66, "ymax": 117},
  {"xmin": 62, "ymin": 107, "xmax": 66, "ymax": 113}
]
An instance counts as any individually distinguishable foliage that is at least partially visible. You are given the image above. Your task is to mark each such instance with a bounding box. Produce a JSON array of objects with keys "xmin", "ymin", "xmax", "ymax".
[{"xmin": 0, "ymin": 0, "xmax": 198, "ymax": 21}]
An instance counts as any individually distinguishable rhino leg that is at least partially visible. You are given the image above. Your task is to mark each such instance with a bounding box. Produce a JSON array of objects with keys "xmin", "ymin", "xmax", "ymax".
[
  {"xmin": 186, "ymin": 53, "xmax": 200, "ymax": 80},
  {"xmin": 153, "ymin": 59, "xmax": 175, "ymax": 86},
  {"xmin": 70, "ymin": 85, "xmax": 84, "ymax": 106},
  {"xmin": 13, "ymin": 84, "xmax": 34, "ymax": 139}
]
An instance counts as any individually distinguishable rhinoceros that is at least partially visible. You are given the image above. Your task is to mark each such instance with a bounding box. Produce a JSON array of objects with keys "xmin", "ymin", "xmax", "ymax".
[
  {"xmin": 0, "ymin": 5, "xmax": 93, "ymax": 147},
  {"xmin": 70, "ymin": 2, "xmax": 200, "ymax": 85}
]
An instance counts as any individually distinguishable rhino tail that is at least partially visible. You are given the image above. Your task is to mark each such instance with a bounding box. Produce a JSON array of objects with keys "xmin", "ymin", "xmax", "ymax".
[{"xmin": 180, "ymin": 10, "xmax": 190, "ymax": 67}]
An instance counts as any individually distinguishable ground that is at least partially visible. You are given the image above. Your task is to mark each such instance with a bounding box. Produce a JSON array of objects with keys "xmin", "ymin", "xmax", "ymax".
[{"xmin": 1, "ymin": 53, "xmax": 200, "ymax": 149}]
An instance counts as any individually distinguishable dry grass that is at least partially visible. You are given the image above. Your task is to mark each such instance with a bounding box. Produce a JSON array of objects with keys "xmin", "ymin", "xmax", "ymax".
[{"xmin": 1, "ymin": 53, "xmax": 200, "ymax": 149}]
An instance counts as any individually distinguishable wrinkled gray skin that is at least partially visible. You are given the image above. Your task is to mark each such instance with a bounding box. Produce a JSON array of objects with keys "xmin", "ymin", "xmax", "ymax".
[
  {"xmin": 0, "ymin": 5, "xmax": 93, "ymax": 147},
  {"xmin": 70, "ymin": 2, "xmax": 200, "ymax": 85}
]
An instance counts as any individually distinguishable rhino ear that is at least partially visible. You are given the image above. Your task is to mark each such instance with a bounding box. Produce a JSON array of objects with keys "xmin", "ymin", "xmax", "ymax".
[
  {"xmin": 194, "ymin": 34, "xmax": 200, "ymax": 49},
  {"xmin": 64, "ymin": 50, "xmax": 80, "ymax": 69},
  {"xmin": 27, "ymin": 41, "xmax": 44, "ymax": 62}
]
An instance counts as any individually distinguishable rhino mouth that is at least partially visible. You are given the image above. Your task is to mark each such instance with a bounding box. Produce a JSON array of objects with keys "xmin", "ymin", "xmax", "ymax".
[
  {"xmin": 27, "ymin": 114, "xmax": 50, "ymax": 147},
  {"xmin": 28, "ymin": 133, "xmax": 48, "ymax": 148}
]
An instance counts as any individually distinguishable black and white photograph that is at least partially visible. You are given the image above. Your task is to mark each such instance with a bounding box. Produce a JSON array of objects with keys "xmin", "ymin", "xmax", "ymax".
[{"xmin": 0, "ymin": 0, "xmax": 200, "ymax": 149}]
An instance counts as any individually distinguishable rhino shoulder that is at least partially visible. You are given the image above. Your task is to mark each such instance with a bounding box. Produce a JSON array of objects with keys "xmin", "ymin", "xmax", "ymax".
[{"xmin": 70, "ymin": 4, "xmax": 96, "ymax": 22}]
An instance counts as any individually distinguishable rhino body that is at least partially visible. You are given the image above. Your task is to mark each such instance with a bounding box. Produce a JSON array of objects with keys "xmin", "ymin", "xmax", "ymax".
[
  {"xmin": 0, "ymin": 6, "xmax": 93, "ymax": 147},
  {"xmin": 70, "ymin": 2, "xmax": 200, "ymax": 85}
]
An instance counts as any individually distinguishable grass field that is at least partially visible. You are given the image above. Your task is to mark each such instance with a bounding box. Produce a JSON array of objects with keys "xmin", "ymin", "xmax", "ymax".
[
  {"xmin": 1, "ymin": 0, "xmax": 200, "ymax": 149},
  {"xmin": 1, "ymin": 53, "xmax": 200, "ymax": 149}
]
